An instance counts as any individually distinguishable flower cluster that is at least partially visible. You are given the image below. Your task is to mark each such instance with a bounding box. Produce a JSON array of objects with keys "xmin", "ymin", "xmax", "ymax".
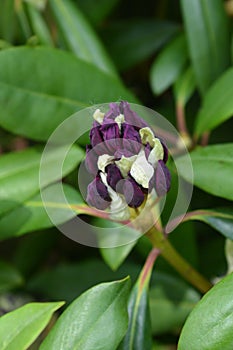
[{"xmin": 85, "ymin": 101, "xmax": 170, "ymax": 220}]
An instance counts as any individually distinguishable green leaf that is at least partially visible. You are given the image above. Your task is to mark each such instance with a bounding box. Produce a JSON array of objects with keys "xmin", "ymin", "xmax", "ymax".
[
  {"xmin": 150, "ymin": 33, "xmax": 188, "ymax": 95},
  {"xmin": 0, "ymin": 183, "xmax": 85, "ymax": 240},
  {"xmin": 103, "ymin": 19, "xmax": 179, "ymax": 70},
  {"xmin": 0, "ymin": 261, "xmax": 24, "ymax": 292},
  {"xmin": 0, "ymin": 145, "xmax": 83, "ymax": 215},
  {"xmin": 181, "ymin": 0, "xmax": 230, "ymax": 95},
  {"xmin": 149, "ymin": 273, "xmax": 200, "ymax": 335},
  {"xmin": 40, "ymin": 278, "xmax": 130, "ymax": 350},
  {"xmin": 177, "ymin": 144, "xmax": 233, "ymax": 200},
  {"xmin": 183, "ymin": 208, "xmax": 233, "ymax": 240},
  {"xmin": 96, "ymin": 219, "xmax": 139, "ymax": 270},
  {"xmin": 178, "ymin": 273, "xmax": 233, "ymax": 350},
  {"xmin": 195, "ymin": 67, "xmax": 233, "ymax": 136},
  {"xmin": 174, "ymin": 67, "xmax": 196, "ymax": 107},
  {"xmin": 120, "ymin": 250, "xmax": 159, "ymax": 350},
  {"xmin": 26, "ymin": 3, "xmax": 54, "ymax": 46},
  {"xmin": 0, "ymin": 302, "xmax": 64, "ymax": 350},
  {"xmin": 27, "ymin": 259, "xmax": 139, "ymax": 303},
  {"xmin": 49, "ymin": 0, "xmax": 116, "ymax": 76},
  {"xmin": 0, "ymin": 46, "xmax": 137, "ymax": 141}
]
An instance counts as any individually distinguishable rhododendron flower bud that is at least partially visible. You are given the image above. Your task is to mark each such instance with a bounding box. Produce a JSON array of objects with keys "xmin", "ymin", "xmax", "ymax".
[{"xmin": 85, "ymin": 101, "xmax": 171, "ymax": 220}]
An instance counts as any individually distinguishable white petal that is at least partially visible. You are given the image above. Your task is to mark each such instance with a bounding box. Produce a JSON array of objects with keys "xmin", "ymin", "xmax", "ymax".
[
  {"xmin": 114, "ymin": 114, "xmax": 125, "ymax": 129},
  {"xmin": 130, "ymin": 149, "xmax": 154, "ymax": 188},
  {"xmin": 93, "ymin": 109, "xmax": 105, "ymax": 124},
  {"xmin": 148, "ymin": 138, "xmax": 164, "ymax": 166},
  {"xmin": 115, "ymin": 155, "xmax": 137, "ymax": 177},
  {"xmin": 100, "ymin": 173, "xmax": 130, "ymax": 220},
  {"xmin": 97, "ymin": 154, "xmax": 114, "ymax": 172}
]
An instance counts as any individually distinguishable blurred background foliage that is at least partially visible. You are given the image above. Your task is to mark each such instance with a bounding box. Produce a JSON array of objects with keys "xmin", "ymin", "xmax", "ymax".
[{"xmin": 0, "ymin": 0, "xmax": 233, "ymax": 348}]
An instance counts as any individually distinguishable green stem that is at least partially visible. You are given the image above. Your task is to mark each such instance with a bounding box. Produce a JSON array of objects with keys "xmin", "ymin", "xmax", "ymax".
[{"xmin": 146, "ymin": 227, "xmax": 212, "ymax": 293}]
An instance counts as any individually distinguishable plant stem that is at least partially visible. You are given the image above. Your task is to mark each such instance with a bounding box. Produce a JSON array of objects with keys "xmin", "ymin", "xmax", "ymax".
[{"xmin": 146, "ymin": 227, "xmax": 212, "ymax": 293}]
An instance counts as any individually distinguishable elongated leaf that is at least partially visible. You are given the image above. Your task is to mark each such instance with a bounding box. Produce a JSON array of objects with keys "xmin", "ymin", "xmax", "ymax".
[
  {"xmin": 150, "ymin": 33, "xmax": 188, "ymax": 95},
  {"xmin": 0, "ymin": 46, "xmax": 137, "ymax": 140},
  {"xmin": 174, "ymin": 67, "xmax": 196, "ymax": 107},
  {"xmin": 178, "ymin": 273, "xmax": 233, "ymax": 350},
  {"xmin": 0, "ymin": 145, "xmax": 83, "ymax": 215},
  {"xmin": 120, "ymin": 250, "xmax": 159, "ymax": 350},
  {"xmin": 49, "ymin": 0, "xmax": 116, "ymax": 76},
  {"xmin": 195, "ymin": 67, "xmax": 233, "ymax": 136},
  {"xmin": 103, "ymin": 19, "xmax": 179, "ymax": 70},
  {"xmin": 182, "ymin": 208, "xmax": 233, "ymax": 240},
  {"xmin": 0, "ymin": 302, "xmax": 64, "ymax": 350},
  {"xmin": 0, "ymin": 261, "xmax": 24, "ymax": 292},
  {"xmin": 0, "ymin": 183, "xmax": 85, "ymax": 240},
  {"xmin": 181, "ymin": 0, "xmax": 230, "ymax": 95},
  {"xmin": 40, "ymin": 278, "xmax": 130, "ymax": 350},
  {"xmin": 177, "ymin": 144, "xmax": 233, "ymax": 200},
  {"xmin": 26, "ymin": 3, "xmax": 54, "ymax": 46}
]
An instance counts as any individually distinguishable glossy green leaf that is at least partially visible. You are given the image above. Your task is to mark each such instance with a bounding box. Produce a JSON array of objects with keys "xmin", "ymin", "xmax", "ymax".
[
  {"xmin": 103, "ymin": 19, "xmax": 179, "ymax": 70},
  {"xmin": 195, "ymin": 67, "xmax": 233, "ymax": 136},
  {"xmin": 177, "ymin": 144, "xmax": 233, "ymax": 200},
  {"xmin": 0, "ymin": 261, "xmax": 24, "ymax": 292},
  {"xmin": 183, "ymin": 208, "xmax": 233, "ymax": 240},
  {"xmin": 181, "ymin": 0, "xmax": 230, "ymax": 95},
  {"xmin": 0, "ymin": 302, "xmax": 64, "ymax": 350},
  {"xmin": 77, "ymin": 0, "xmax": 120, "ymax": 24},
  {"xmin": 40, "ymin": 278, "xmax": 130, "ymax": 350},
  {"xmin": 150, "ymin": 33, "xmax": 188, "ymax": 95},
  {"xmin": 49, "ymin": 0, "xmax": 116, "ymax": 76},
  {"xmin": 174, "ymin": 67, "xmax": 196, "ymax": 107},
  {"xmin": 0, "ymin": 46, "xmax": 137, "ymax": 140},
  {"xmin": 178, "ymin": 273, "xmax": 233, "ymax": 350},
  {"xmin": 0, "ymin": 183, "xmax": 85, "ymax": 240},
  {"xmin": 149, "ymin": 273, "xmax": 200, "ymax": 335},
  {"xmin": 28, "ymin": 259, "xmax": 139, "ymax": 303},
  {"xmin": 0, "ymin": 145, "xmax": 83, "ymax": 215}
]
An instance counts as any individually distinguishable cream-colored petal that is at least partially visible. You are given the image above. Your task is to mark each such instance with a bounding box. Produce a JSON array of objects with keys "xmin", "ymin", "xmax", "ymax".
[
  {"xmin": 139, "ymin": 127, "xmax": 155, "ymax": 146},
  {"xmin": 115, "ymin": 114, "xmax": 125, "ymax": 129},
  {"xmin": 115, "ymin": 155, "xmax": 137, "ymax": 177},
  {"xmin": 93, "ymin": 109, "xmax": 105, "ymax": 124},
  {"xmin": 148, "ymin": 138, "xmax": 164, "ymax": 166},
  {"xmin": 97, "ymin": 154, "xmax": 114, "ymax": 172},
  {"xmin": 130, "ymin": 149, "xmax": 154, "ymax": 188},
  {"xmin": 100, "ymin": 172, "xmax": 130, "ymax": 220}
]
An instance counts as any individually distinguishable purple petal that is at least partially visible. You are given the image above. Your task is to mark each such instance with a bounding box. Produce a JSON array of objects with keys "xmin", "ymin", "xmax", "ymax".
[
  {"xmin": 120, "ymin": 101, "xmax": 148, "ymax": 129},
  {"xmin": 106, "ymin": 164, "xmax": 124, "ymax": 192},
  {"xmin": 144, "ymin": 143, "xmax": 152, "ymax": 159},
  {"xmin": 100, "ymin": 122, "xmax": 121, "ymax": 153},
  {"xmin": 123, "ymin": 177, "xmax": 145, "ymax": 208},
  {"xmin": 155, "ymin": 160, "xmax": 171, "ymax": 197},
  {"xmin": 85, "ymin": 145, "xmax": 98, "ymax": 175},
  {"xmin": 86, "ymin": 176, "xmax": 111, "ymax": 210},
  {"xmin": 90, "ymin": 125, "xmax": 103, "ymax": 147},
  {"xmin": 161, "ymin": 140, "xmax": 169, "ymax": 163}
]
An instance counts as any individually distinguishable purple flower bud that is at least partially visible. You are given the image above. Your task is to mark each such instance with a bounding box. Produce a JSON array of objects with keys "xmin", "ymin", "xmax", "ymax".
[
  {"xmin": 106, "ymin": 164, "xmax": 124, "ymax": 192},
  {"xmin": 90, "ymin": 125, "xmax": 103, "ymax": 147},
  {"xmin": 86, "ymin": 175, "xmax": 111, "ymax": 210},
  {"xmin": 104, "ymin": 102, "xmax": 121, "ymax": 121},
  {"xmin": 154, "ymin": 160, "xmax": 171, "ymax": 197},
  {"xmin": 85, "ymin": 145, "xmax": 98, "ymax": 175},
  {"xmin": 123, "ymin": 177, "xmax": 145, "ymax": 208},
  {"xmin": 100, "ymin": 122, "xmax": 121, "ymax": 153}
]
